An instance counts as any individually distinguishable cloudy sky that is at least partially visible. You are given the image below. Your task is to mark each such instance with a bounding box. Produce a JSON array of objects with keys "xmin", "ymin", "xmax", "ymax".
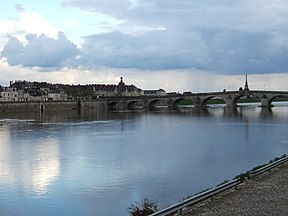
[{"xmin": 1, "ymin": 0, "xmax": 288, "ymax": 92}]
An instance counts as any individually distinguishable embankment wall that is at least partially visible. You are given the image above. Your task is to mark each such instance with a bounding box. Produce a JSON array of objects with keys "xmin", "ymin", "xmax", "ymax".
[{"xmin": 0, "ymin": 101, "xmax": 106, "ymax": 112}]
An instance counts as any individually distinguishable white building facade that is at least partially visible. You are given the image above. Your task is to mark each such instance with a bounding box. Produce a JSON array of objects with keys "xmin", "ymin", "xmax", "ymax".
[{"xmin": 0, "ymin": 88, "xmax": 19, "ymax": 101}]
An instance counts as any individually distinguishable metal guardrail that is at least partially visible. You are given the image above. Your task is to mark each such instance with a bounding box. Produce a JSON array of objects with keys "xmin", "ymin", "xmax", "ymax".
[
  {"xmin": 149, "ymin": 178, "xmax": 240, "ymax": 216},
  {"xmin": 249, "ymin": 156, "xmax": 288, "ymax": 178},
  {"xmin": 150, "ymin": 155, "xmax": 288, "ymax": 216}
]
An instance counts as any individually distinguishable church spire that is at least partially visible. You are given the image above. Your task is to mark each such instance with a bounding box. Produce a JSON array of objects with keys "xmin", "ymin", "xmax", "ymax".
[{"xmin": 244, "ymin": 73, "xmax": 249, "ymax": 91}]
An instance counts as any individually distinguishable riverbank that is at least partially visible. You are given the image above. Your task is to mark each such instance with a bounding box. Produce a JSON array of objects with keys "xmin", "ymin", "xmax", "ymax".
[{"xmin": 183, "ymin": 162, "xmax": 288, "ymax": 215}]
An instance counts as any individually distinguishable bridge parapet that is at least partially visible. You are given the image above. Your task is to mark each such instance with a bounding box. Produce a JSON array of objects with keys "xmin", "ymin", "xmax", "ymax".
[{"xmin": 104, "ymin": 90, "xmax": 288, "ymax": 110}]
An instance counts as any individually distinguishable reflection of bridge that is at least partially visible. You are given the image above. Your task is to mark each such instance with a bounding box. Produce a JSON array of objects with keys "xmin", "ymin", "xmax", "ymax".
[{"xmin": 106, "ymin": 90, "xmax": 288, "ymax": 110}]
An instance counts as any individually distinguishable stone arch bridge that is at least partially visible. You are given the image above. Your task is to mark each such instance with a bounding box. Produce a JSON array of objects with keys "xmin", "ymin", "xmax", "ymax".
[{"xmin": 105, "ymin": 90, "xmax": 288, "ymax": 110}]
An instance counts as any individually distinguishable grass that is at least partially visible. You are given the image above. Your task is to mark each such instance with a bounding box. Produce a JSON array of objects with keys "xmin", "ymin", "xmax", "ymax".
[{"xmin": 234, "ymin": 154, "xmax": 287, "ymax": 182}]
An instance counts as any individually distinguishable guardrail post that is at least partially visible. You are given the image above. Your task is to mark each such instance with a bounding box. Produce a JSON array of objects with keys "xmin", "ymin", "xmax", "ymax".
[
  {"xmin": 243, "ymin": 177, "xmax": 248, "ymax": 184},
  {"xmin": 210, "ymin": 192, "xmax": 214, "ymax": 201}
]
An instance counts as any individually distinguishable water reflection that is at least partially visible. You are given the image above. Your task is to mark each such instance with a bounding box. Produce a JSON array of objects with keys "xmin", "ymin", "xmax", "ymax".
[
  {"xmin": 0, "ymin": 126, "xmax": 12, "ymax": 184},
  {"xmin": 0, "ymin": 124, "xmax": 60, "ymax": 195},
  {"xmin": 223, "ymin": 106, "xmax": 238, "ymax": 117},
  {"xmin": 180, "ymin": 103, "xmax": 288, "ymax": 120},
  {"xmin": 1, "ymin": 102, "xmax": 286, "ymax": 122},
  {"xmin": 0, "ymin": 109, "xmax": 143, "ymax": 124},
  {"xmin": 31, "ymin": 138, "xmax": 60, "ymax": 194},
  {"xmin": 177, "ymin": 105, "xmax": 273, "ymax": 120}
]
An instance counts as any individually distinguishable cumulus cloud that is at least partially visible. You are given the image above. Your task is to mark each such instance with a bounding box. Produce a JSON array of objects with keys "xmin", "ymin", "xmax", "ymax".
[
  {"xmin": 0, "ymin": 11, "xmax": 59, "ymax": 51},
  {"xmin": 1, "ymin": 32, "xmax": 79, "ymax": 68},
  {"xmin": 11, "ymin": 11, "xmax": 58, "ymax": 40}
]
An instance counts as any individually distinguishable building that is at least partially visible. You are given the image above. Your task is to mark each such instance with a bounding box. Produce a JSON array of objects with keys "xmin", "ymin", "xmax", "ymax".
[
  {"xmin": 92, "ymin": 77, "xmax": 143, "ymax": 97},
  {"xmin": 93, "ymin": 84, "xmax": 118, "ymax": 97},
  {"xmin": 0, "ymin": 87, "xmax": 19, "ymax": 101},
  {"xmin": 0, "ymin": 78, "xmax": 164, "ymax": 101},
  {"xmin": 25, "ymin": 88, "xmax": 46, "ymax": 101},
  {"xmin": 143, "ymin": 89, "xmax": 166, "ymax": 96},
  {"xmin": 47, "ymin": 90, "xmax": 67, "ymax": 101}
]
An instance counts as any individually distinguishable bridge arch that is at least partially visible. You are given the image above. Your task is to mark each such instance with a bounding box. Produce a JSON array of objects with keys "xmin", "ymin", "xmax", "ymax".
[
  {"xmin": 169, "ymin": 98, "xmax": 194, "ymax": 109},
  {"xmin": 127, "ymin": 100, "xmax": 140, "ymax": 110},
  {"xmin": 235, "ymin": 94, "xmax": 262, "ymax": 106},
  {"xmin": 202, "ymin": 96, "xmax": 225, "ymax": 107},
  {"xmin": 263, "ymin": 95, "xmax": 288, "ymax": 107},
  {"xmin": 173, "ymin": 98, "xmax": 186, "ymax": 105},
  {"xmin": 148, "ymin": 99, "xmax": 160, "ymax": 110},
  {"xmin": 107, "ymin": 101, "xmax": 118, "ymax": 110}
]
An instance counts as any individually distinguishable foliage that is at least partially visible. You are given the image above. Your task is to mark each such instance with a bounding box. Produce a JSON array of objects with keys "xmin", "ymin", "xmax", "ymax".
[
  {"xmin": 177, "ymin": 99, "xmax": 226, "ymax": 105},
  {"xmin": 234, "ymin": 171, "xmax": 249, "ymax": 183},
  {"xmin": 177, "ymin": 99, "xmax": 193, "ymax": 105},
  {"xmin": 128, "ymin": 198, "xmax": 158, "ymax": 216},
  {"xmin": 237, "ymin": 98, "xmax": 260, "ymax": 103}
]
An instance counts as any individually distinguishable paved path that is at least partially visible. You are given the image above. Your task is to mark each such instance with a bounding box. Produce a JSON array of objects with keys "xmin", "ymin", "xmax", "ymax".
[{"xmin": 183, "ymin": 163, "xmax": 288, "ymax": 216}]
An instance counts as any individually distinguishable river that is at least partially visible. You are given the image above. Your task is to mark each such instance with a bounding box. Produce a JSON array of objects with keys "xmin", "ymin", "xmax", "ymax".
[{"xmin": 0, "ymin": 102, "xmax": 288, "ymax": 216}]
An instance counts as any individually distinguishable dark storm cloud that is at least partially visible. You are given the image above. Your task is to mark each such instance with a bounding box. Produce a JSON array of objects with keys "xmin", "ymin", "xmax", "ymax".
[
  {"xmin": 78, "ymin": 27, "xmax": 288, "ymax": 73},
  {"xmin": 62, "ymin": 0, "xmax": 288, "ymax": 74},
  {"xmin": 1, "ymin": 32, "xmax": 79, "ymax": 68},
  {"xmin": 79, "ymin": 29, "xmax": 210, "ymax": 70}
]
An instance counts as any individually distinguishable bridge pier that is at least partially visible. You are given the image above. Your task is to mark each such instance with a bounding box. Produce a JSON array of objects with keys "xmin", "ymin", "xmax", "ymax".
[
  {"xmin": 260, "ymin": 96, "xmax": 271, "ymax": 107},
  {"xmin": 223, "ymin": 95, "xmax": 237, "ymax": 108},
  {"xmin": 39, "ymin": 102, "xmax": 45, "ymax": 112},
  {"xmin": 167, "ymin": 98, "xmax": 180, "ymax": 110},
  {"xmin": 192, "ymin": 97, "xmax": 202, "ymax": 108},
  {"xmin": 77, "ymin": 100, "xmax": 83, "ymax": 109}
]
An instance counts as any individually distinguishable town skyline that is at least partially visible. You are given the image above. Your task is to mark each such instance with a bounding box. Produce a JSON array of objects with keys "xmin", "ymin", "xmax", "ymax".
[{"xmin": 0, "ymin": 77, "xmax": 167, "ymax": 102}]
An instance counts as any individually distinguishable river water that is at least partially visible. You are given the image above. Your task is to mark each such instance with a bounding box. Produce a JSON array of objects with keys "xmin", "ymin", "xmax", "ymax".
[{"xmin": 0, "ymin": 102, "xmax": 288, "ymax": 216}]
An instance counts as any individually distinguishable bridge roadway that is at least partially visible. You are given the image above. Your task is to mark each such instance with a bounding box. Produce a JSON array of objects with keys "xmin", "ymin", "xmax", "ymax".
[{"xmin": 105, "ymin": 90, "xmax": 288, "ymax": 110}]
